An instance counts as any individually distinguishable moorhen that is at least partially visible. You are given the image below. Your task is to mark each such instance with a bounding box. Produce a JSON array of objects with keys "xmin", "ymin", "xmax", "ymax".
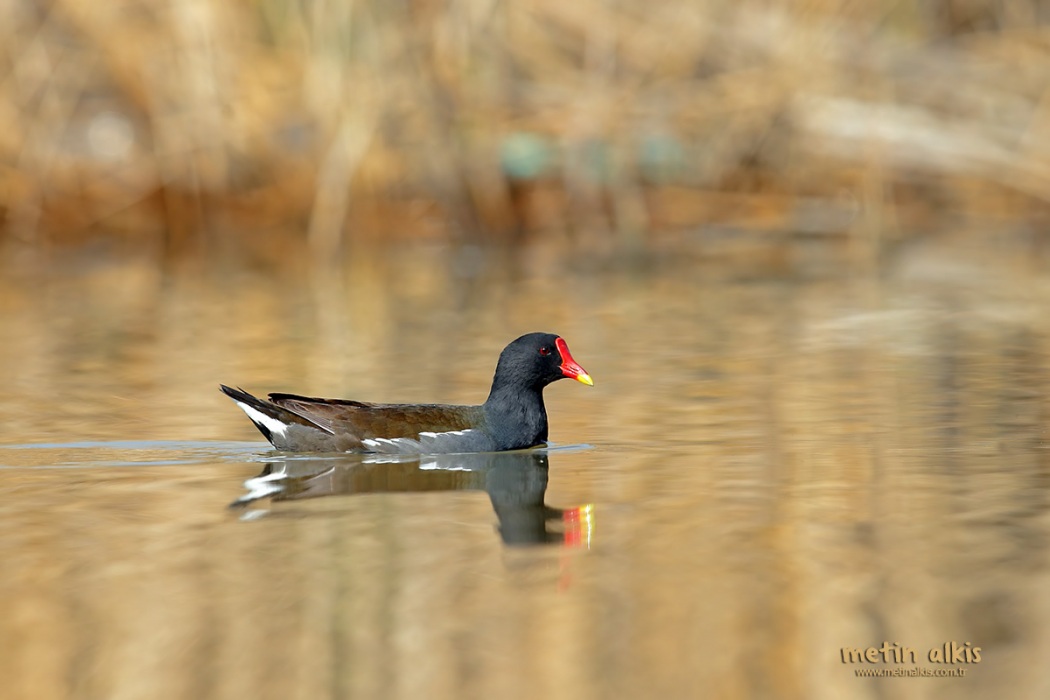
[{"xmin": 220, "ymin": 332, "xmax": 592, "ymax": 453}]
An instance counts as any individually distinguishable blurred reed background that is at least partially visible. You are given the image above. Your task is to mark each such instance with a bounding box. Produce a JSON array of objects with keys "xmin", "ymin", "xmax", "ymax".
[{"xmin": 3, "ymin": 0, "xmax": 1050, "ymax": 265}]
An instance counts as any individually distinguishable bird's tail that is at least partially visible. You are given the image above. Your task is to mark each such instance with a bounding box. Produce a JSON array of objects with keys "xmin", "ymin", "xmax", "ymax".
[{"xmin": 219, "ymin": 385, "xmax": 329, "ymax": 446}]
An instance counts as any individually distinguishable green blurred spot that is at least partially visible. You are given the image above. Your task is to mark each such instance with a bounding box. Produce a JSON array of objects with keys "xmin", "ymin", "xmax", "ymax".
[{"xmin": 500, "ymin": 133, "xmax": 553, "ymax": 181}]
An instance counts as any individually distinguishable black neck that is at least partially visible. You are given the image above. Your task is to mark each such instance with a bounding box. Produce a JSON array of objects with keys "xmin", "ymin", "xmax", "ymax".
[{"xmin": 483, "ymin": 384, "xmax": 549, "ymax": 450}]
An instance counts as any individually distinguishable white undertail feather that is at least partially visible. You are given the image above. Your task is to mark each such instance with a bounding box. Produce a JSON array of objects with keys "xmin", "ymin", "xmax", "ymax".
[{"xmin": 235, "ymin": 401, "xmax": 289, "ymax": 438}]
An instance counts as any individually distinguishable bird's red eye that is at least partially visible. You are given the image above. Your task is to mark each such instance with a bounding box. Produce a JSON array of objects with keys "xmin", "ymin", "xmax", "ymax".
[{"xmin": 539, "ymin": 346, "xmax": 551, "ymax": 356}]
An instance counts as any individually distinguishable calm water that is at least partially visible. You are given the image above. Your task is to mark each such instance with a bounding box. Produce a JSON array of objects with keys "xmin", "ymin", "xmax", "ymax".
[{"xmin": 2, "ymin": 238, "xmax": 1049, "ymax": 699}]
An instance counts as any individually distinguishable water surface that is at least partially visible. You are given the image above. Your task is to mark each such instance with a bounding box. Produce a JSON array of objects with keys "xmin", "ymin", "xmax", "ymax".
[{"xmin": 2, "ymin": 239, "xmax": 1048, "ymax": 699}]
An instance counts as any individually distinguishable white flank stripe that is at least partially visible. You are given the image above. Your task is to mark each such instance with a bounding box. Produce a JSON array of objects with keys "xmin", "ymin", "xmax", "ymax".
[
  {"xmin": 419, "ymin": 429, "xmax": 471, "ymax": 438},
  {"xmin": 362, "ymin": 436, "xmax": 422, "ymax": 453},
  {"xmin": 363, "ymin": 429, "xmax": 478, "ymax": 454},
  {"xmin": 236, "ymin": 401, "xmax": 289, "ymax": 438}
]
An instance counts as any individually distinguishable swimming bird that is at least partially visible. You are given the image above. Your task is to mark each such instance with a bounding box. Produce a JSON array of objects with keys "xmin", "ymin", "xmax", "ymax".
[{"xmin": 220, "ymin": 332, "xmax": 592, "ymax": 453}]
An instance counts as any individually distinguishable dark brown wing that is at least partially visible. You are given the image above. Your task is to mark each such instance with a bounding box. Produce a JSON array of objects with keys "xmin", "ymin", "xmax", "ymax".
[
  {"xmin": 268, "ymin": 393, "xmax": 378, "ymax": 409},
  {"xmin": 268, "ymin": 393, "xmax": 484, "ymax": 440}
]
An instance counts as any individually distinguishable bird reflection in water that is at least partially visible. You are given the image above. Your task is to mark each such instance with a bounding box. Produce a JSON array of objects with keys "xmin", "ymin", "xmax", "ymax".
[{"xmin": 230, "ymin": 450, "xmax": 594, "ymax": 548}]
